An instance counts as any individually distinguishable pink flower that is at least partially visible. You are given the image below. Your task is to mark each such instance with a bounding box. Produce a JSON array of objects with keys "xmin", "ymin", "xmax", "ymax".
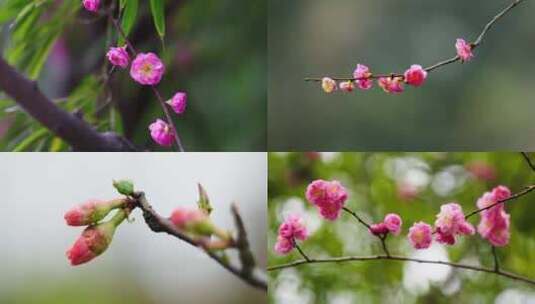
[
  {"xmin": 64, "ymin": 199, "xmax": 124, "ymax": 226},
  {"xmin": 403, "ymin": 65, "xmax": 427, "ymax": 87},
  {"xmin": 476, "ymin": 186, "xmax": 511, "ymax": 247},
  {"xmin": 82, "ymin": 0, "xmax": 100, "ymax": 12},
  {"xmin": 278, "ymin": 214, "xmax": 308, "ymax": 241},
  {"xmin": 353, "ymin": 64, "xmax": 373, "ymax": 90},
  {"xmin": 66, "ymin": 221, "xmax": 117, "ymax": 266},
  {"xmin": 455, "ymin": 38, "xmax": 474, "ymax": 62},
  {"xmin": 149, "ymin": 119, "xmax": 175, "ymax": 146},
  {"xmin": 339, "ymin": 81, "xmax": 354, "ymax": 92},
  {"xmin": 321, "ymin": 77, "xmax": 337, "ymax": 93},
  {"xmin": 274, "ymin": 235, "xmax": 294, "ymax": 255},
  {"xmin": 106, "ymin": 46, "xmax": 130, "ymax": 68},
  {"xmin": 167, "ymin": 92, "xmax": 187, "ymax": 115},
  {"xmin": 170, "ymin": 207, "xmax": 208, "ymax": 229},
  {"xmin": 305, "ymin": 179, "xmax": 348, "ymax": 220},
  {"xmin": 369, "ymin": 223, "xmax": 389, "ymax": 236},
  {"xmin": 466, "ymin": 161, "xmax": 497, "ymax": 181},
  {"xmin": 130, "ymin": 53, "xmax": 165, "ymax": 85},
  {"xmin": 434, "ymin": 203, "xmax": 475, "ymax": 245},
  {"xmin": 384, "ymin": 213, "xmax": 402, "ymax": 235},
  {"xmin": 378, "ymin": 76, "xmax": 404, "ymax": 94},
  {"xmin": 408, "ymin": 222, "xmax": 433, "ymax": 249}
]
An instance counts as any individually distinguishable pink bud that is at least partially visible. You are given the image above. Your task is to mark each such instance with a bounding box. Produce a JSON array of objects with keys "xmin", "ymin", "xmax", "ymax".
[
  {"xmin": 408, "ymin": 222, "xmax": 433, "ymax": 249},
  {"xmin": 321, "ymin": 77, "xmax": 337, "ymax": 93},
  {"xmin": 170, "ymin": 207, "xmax": 208, "ymax": 229},
  {"xmin": 130, "ymin": 53, "xmax": 165, "ymax": 85},
  {"xmin": 274, "ymin": 235, "xmax": 294, "ymax": 255},
  {"xmin": 455, "ymin": 38, "xmax": 474, "ymax": 62},
  {"xmin": 64, "ymin": 199, "xmax": 125, "ymax": 226},
  {"xmin": 66, "ymin": 209, "xmax": 128, "ymax": 266},
  {"xmin": 167, "ymin": 92, "xmax": 187, "ymax": 115},
  {"xmin": 339, "ymin": 81, "xmax": 354, "ymax": 92},
  {"xmin": 353, "ymin": 64, "xmax": 373, "ymax": 90},
  {"xmin": 369, "ymin": 222, "xmax": 389, "ymax": 236},
  {"xmin": 82, "ymin": 0, "xmax": 100, "ymax": 12},
  {"xmin": 384, "ymin": 213, "xmax": 402, "ymax": 235},
  {"xmin": 378, "ymin": 76, "xmax": 404, "ymax": 94},
  {"xmin": 106, "ymin": 46, "xmax": 130, "ymax": 69},
  {"xmin": 148, "ymin": 119, "xmax": 175, "ymax": 147},
  {"xmin": 403, "ymin": 65, "xmax": 427, "ymax": 87}
]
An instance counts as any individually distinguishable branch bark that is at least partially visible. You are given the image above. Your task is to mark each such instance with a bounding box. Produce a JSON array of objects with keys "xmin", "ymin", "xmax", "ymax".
[
  {"xmin": 132, "ymin": 192, "xmax": 267, "ymax": 291},
  {"xmin": 0, "ymin": 56, "xmax": 137, "ymax": 151}
]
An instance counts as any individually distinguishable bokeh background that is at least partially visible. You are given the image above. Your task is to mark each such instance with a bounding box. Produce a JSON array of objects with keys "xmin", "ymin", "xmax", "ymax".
[
  {"xmin": 268, "ymin": 0, "xmax": 535, "ymax": 150},
  {"xmin": 268, "ymin": 152, "xmax": 535, "ymax": 303},
  {"xmin": 0, "ymin": 153, "xmax": 267, "ymax": 303},
  {"xmin": 0, "ymin": 0, "xmax": 266, "ymax": 151}
]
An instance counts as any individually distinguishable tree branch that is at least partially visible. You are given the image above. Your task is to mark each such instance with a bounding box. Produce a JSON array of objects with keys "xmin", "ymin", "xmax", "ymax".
[
  {"xmin": 305, "ymin": 0, "xmax": 529, "ymax": 82},
  {"xmin": 0, "ymin": 56, "xmax": 137, "ymax": 151},
  {"xmin": 267, "ymin": 254, "xmax": 535, "ymax": 286},
  {"xmin": 521, "ymin": 152, "xmax": 535, "ymax": 172},
  {"xmin": 464, "ymin": 184, "xmax": 535, "ymax": 219},
  {"xmin": 132, "ymin": 192, "xmax": 267, "ymax": 291}
]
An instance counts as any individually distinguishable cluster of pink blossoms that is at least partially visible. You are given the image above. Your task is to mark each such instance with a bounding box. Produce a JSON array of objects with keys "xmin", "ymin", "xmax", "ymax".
[
  {"xmin": 476, "ymin": 185, "xmax": 511, "ymax": 247},
  {"xmin": 320, "ymin": 38, "xmax": 474, "ymax": 94},
  {"xmin": 82, "ymin": 1, "xmax": 188, "ymax": 148},
  {"xmin": 274, "ymin": 214, "xmax": 309, "ymax": 255},
  {"xmin": 369, "ymin": 213, "xmax": 402, "ymax": 237},
  {"xmin": 305, "ymin": 179, "xmax": 348, "ymax": 220},
  {"xmin": 65, "ymin": 199, "xmax": 128, "ymax": 265}
]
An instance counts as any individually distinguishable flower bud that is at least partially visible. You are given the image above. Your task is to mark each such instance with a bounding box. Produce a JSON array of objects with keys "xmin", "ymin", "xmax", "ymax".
[
  {"xmin": 455, "ymin": 38, "xmax": 474, "ymax": 62},
  {"xmin": 106, "ymin": 46, "xmax": 130, "ymax": 68},
  {"xmin": 64, "ymin": 198, "xmax": 126, "ymax": 226},
  {"xmin": 113, "ymin": 180, "xmax": 135, "ymax": 196},
  {"xmin": 170, "ymin": 207, "xmax": 226, "ymax": 238},
  {"xmin": 66, "ymin": 209, "xmax": 128, "ymax": 266},
  {"xmin": 167, "ymin": 92, "xmax": 187, "ymax": 115},
  {"xmin": 149, "ymin": 119, "xmax": 175, "ymax": 147},
  {"xmin": 82, "ymin": 0, "xmax": 100, "ymax": 12},
  {"xmin": 369, "ymin": 222, "xmax": 389, "ymax": 236}
]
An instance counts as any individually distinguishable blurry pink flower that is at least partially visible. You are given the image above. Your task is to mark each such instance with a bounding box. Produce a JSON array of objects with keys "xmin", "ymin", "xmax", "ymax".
[
  {"xmin": 384, "ymin": 213, "xmax": 402, "ymax": 235},
  {"xmin": 66, "ymin": 221, "xmax": 117, "ymax": 266},
  {"xmin": 64, "ymin": 199, "xmax": 124, "ymax": 226},
  {"xmin": 466, "ymin": 161, "xmax": 497, "ymax": 181},
  {"xmin": 369, "ymin": 222, "xmax": 389, "ymax": 236},
  {"xmin": 130, "ymin": 53, "xmax": 165, "ymax": 85},
  {"xmin": 106, "ymin": 46, "xmax": 130, "ymax": 68},
  {"xmin": 274, "ymin": 235, "xmax": 294, "ymax": 255},
  {"xmin": 167, "ymin": 92, "xmax": 187, "ymax": 115},
  {"xmin": 339, "ymin": 81, "xmax": 354, "ymax": 92},
  {"xmin": 305, "ymin": 179, "xmax": 348, "ymax": 220},
  {"xmin": 397, "ymin": 181, "xmax": 419, "ymax": 201},
  {"xmin": 353, "ymin": 64, "xmax": 373, "ymax": 90},
  {"xmin": 408, "ymin": 222, "xmax": 433, "ymax": 249},
  {"xmin": 403, "ymin": 65, "xmax": 427, "ymax": 87},
  {"xmin": 434, "ymin": 203, "xmax": 475, "ymax": 245},
  {"xmin": 149, "ymin": 119, "xmax": 175, "ymax": 147},
  {"xmin": 278, "ymin": 214, "xmax": 308, "ymax": 241},
  {"xmin": 321, "ymin": 77, "xmax": 337, "ymax": 93},
  {"xmin": 455, "ymin": 38, "xmax": 474, "ymax": 62},
  {"xmin": 82, "ymin": 0, "xmax": 99, "ymax": 12},
  {"xmin": 378, "ymin": 76, "xmax": 404, "ymax": 94},
  {"xmin": 476, "ymin": 186, "xmax": 511, "ymax": 247}
]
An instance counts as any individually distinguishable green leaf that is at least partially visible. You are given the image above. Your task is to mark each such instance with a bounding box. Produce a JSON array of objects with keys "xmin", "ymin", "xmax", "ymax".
[
  {"xmin": 119, "ymin": 0, "xmax": 138, "ymax": 45},
  {"xmin": 149, "ymin": 0, "xmax": 165, "ymax": 41},
  {"xmin": 197, "ymin": 183, "xmax": 213, "ymax": 215},
  {"xmin": 12, "ymin": 128, "xmax": 48, "ymax": 152},
  {"xmin": 119, "ymin": 0, "xmax": 127, "ymax": 10}
]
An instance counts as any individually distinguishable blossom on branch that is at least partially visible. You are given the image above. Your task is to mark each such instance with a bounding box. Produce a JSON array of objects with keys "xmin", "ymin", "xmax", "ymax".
[
  {"xmin": 106, "ymin": 46, "xmax": 130, "ymax": 69},
  {"xmin": 305, "ymin": 179, "xmax": 348, "ymax": 220},
  {"xmin": 476, "ymin": 185, "xmax": 511, "ymax": 247},
  {"xmin": 455, "ymin": 38, "xmax": 474, "ymax": 62},
  {"xmin": 353, "ymin": 64, "xmax": 373, "ymax": 90},
  {"xmin": 434, "ymin": 203, "xmax": 475, "ymax": 245},
  {"xmin": 167, "ymin": 92, "xmax": 188, "ymax": 115},
  {"xmin": 321, "ymin": 77, "xmax": 337, "ymax": 93},
  {"xmin": 149, "ymin": 119, "xmax": 175, "ymax": 147},
  {"xmin": 274, "ymin": 214, "xmax": 308, "ymax": 255},
  {"xmin": 408, "ymin": 221, "xmax": 433, "ymax": 249},
  {"xmin": 64, "ymin": 198, "xmax": 126, "ymax": 226},
  {"xmin": 403, "ymin": 65, "xmax": 427, "ymax": 87},
  {"xmin": 130, "ymin": 53, "xmax": 166, "ymax": 85}
]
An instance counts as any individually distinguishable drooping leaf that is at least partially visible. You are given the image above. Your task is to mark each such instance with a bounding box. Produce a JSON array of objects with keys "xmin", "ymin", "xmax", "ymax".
[
  {"xmin": 149, "ymin": 0, "xmax": 165, "ymax": 41},
  {"xmin": 119, "ymin": 0, "xmax": 138, "ymax": 45}
]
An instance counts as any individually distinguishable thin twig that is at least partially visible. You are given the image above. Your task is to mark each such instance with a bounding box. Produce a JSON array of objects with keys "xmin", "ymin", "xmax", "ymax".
[
  {"xmin": 379, "ymin": 235, "xmax": 390, "ymax": 257},
  {"xmin": 305, "ymin": 0, "xmax": 528, "ymax": 82},
  {"xmin": 342, "ymin": 207, "xmax": 371, "ymax": 230},
  {"xmin": 492, "ymin": 246, "xmax": 500, "ymax": 272},
  {"xmin": 267, "ymin": 254, "xmax": 535, "ymax": 286},
  {"xmin": 294, "ymin": 242, "xmax": 311, "ymax": 262},
  {"xmin": 133, "ymin": 192, "xmax": 267, "ymax": 290},
  {"xmin": 464, "ymin": 184, "xmax": 535, "ymax": 219},
  {"xmin": 521, "ymin": 152, "xmax": 535, "ymax": 172}
]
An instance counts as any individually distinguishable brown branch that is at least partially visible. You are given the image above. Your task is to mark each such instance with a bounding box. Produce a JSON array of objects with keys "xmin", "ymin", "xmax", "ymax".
[
  {"xmin": 521, "ymin": 152, "xmax": 535, "ymax": 172},
  {"xmin": 132, "ymin": 192, "xmax": 267, "ymax": 290},
  {"xmin": 305, "ymin": 0, "xmax": 528, "ymax": 82},
  {"xmin": 464, "ymin": 184, "xmax": 535, "ymax": 219},
  {"xmin": 267, "ymin": 254, "xmax": 535, "ymax": 286},
  {"xmin": 342, "ymin": 207, "xmax": 371, "ymax": 230},
  {"xmin": 0, "ymin": 56, "xmax": 137, "ymax": 151},
  {"xmin": 294, "ymin": 241, "xmax": 311, "ymax": 262}
]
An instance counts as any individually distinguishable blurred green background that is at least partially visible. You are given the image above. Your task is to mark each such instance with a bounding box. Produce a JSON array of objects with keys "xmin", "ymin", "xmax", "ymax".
[
  {"xmin": 268, "ymin": 152, "xmax": 535, "ymax": 303},
  {"xmin": 0, "ymin": 0, "xmax": 266, "ymax": 151},
  {"xmin": 268, "ymin": 0, "xmax": 535, "ymax": 150}
]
